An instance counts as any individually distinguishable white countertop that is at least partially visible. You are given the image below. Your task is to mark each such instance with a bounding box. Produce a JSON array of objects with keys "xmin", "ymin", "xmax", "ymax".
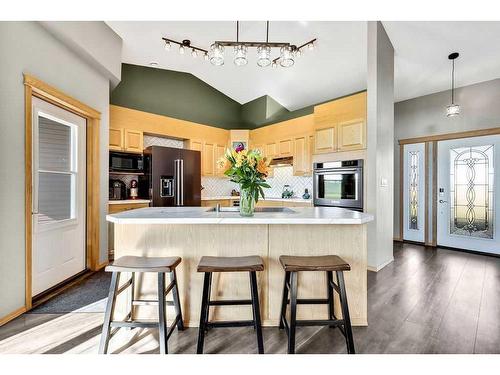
[
  {"xmin": 201, "ymin": 196, "xmax": 312, "ymax": 203},
  {"xmin": 108, "ymin": 199, "xmax": 151, "ymax": 205},
  {"xmin": 106, "ymin": 206, "xmax": 373, "ymax": 225}
]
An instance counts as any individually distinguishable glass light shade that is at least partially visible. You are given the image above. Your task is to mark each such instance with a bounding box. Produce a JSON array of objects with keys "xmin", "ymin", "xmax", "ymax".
[
  {"xmin": 271, "ymin": 61, "xmax": 277, "ymax": 68},
  {"xmin": 179, "ymin": 45, "xmax": 185, "ymax": 54},
  {"xmin": 164, "ymin": 41, "xmax": 171, "ymax": 51},
  {"xmin": 191, "ymin": 49, "xmax": 197, "ymax": 58},
  {"xmin": 204, "ymin": 52, "xmax": 209, "ymax": 61},
  {"xmin": 256, "ymin": 45, "xmax": 271, "ymax": 67},
  {"xmin": 280, "ymin": 46, "xmax": 295, "ymax": 67},
  {"xmin": 233, "ymin": 45, "xmax": 248, "ymax": 66},
  {"xmin": 308, "ymin": 42, "xmax": 315, "ymax": 50},
  {"xmin": 209, "ymin": 43, "xmax": 224, "ymax": 66},
  {"xmin": 446, "ymin": 103, "xmax": 460, "ymax": 117},
  {"xmin": 295, "ymin": 49, "xmax": 302, "ymax": 58}
]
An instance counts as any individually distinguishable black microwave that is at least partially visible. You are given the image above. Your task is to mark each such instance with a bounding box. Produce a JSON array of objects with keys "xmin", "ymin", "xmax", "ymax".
[{"xmin": 109, "ymin": 151, "xmax": 143, "ymax": 173}]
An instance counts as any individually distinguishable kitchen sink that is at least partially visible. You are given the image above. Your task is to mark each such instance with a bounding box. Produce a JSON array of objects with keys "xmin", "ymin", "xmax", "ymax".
[{"xmin": 206, "ymin": 206, "xmax": 296, "ymax": 213}]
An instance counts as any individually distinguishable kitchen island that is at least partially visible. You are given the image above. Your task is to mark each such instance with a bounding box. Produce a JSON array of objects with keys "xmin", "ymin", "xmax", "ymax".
[{"xmin": 107, "ymin": 206, "xmax": 374, "ymax": 327}]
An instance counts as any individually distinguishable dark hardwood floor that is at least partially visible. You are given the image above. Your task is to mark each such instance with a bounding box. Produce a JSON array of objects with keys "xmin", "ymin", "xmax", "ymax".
[{"xmin": 0, "ymin": 242, "xmax": 499, "ymax": 354}]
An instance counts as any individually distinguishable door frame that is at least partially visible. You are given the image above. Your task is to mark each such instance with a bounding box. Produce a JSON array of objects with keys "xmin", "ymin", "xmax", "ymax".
[
  {"xmin": 398, "ymin": 127, "xmax": 500, "ymax": 247},
  {"xmin": 24, "ymin": 73, "xmax": 102, "ymax": 310}
]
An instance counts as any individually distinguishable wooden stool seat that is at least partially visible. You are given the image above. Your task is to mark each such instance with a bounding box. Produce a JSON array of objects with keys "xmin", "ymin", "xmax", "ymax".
[
  {"xmin": 196, "ymin": 256, "xmax": 264, "ymax": 354},
  {"xmin": 197, "ymin": 255, "xmax": 264, "ymax": 273},
  {"xmin": 279, "ymin": 255, "xmax": 350, "ymax": 272},
  {"xmin": 106, "ymin": 256, "xmax": 181, "ymax": 273}
]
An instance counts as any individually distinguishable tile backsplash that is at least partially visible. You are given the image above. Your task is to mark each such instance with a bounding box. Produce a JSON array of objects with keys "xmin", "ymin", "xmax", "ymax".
[
  {"xmin": 116, "ymin": 135, "xmax": 313, "ymax": 199},
  {"xmin": 202, "ymin": 166, "xmax": 312, "ymax": 199}
]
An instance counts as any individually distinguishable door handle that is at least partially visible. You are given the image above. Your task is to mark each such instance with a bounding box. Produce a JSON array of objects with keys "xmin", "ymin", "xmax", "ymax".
[{"xmin": 439, "ymin": 199, "xmax": 448, "ymax": 203}]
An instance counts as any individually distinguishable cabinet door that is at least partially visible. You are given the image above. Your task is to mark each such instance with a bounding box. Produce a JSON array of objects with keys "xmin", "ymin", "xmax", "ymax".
[
  {"xmin": 203, "ymin": 142, "xmax": 215, "ymax": 176},
  {"xmin": 314, "ymin": 126, "xmax": 336, "ymax": 154},
  {"xmin": 306, "ymin": 134, "xmax": 314, "ymax": 175},
  {"xmin": 338, "ymin": 119, "xmax": 366, "ymax": 151},
  {"xmin": 266, "ymin": 142, "xmax": 277, "ymax": 158},
  {"xmin": 124, "ymin": 129, "xmax": 143, "ymax": 153},
  {"xmin": 215, "ymin": 143, "xmax": 226, "ymax": 177},
  {"xmin": 293, "ymin": 136, "xmax": 307, "ymax": 176},
  {"xmin": 109, "ymin": 128, "xmax": 124, "ymax": 151},
  {"xmin": 279, "ymin": 139, "xmax": 293, "ymax": 156}
]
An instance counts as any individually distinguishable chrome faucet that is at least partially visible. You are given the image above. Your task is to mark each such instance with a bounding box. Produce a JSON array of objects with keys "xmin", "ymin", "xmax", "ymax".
[{"xmin": 216, "ymin": 203, "xmax": 221, "ymax": 213}]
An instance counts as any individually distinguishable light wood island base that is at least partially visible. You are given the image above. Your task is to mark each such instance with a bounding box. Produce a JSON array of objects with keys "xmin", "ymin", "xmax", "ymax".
[{"xmin": 113, "ymin": 223, "xmax": 367, "ymax": 327}]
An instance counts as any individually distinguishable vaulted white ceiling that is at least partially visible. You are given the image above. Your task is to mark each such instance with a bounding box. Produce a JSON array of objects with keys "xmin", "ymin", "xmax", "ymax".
[{"xmin": 107, "ymin": 21, "xmax": 500, "ymax": 108}]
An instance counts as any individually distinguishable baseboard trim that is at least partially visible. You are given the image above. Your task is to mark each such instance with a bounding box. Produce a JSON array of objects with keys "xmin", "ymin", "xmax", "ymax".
[
  {"xmin": 367, "ymin": 257, "xmax": 394, "ymax": 273},
  {"xmin": 0, "ymin": 306, "xmax": 26, "ymax": 327}
]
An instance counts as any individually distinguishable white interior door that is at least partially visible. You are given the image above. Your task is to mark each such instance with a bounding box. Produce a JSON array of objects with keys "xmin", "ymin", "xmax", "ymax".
[
  {"xmin": 437, "ymin": 135, "xmax": 500, "ymax": 254},
  {"xmin": 32, "ymin": 97, "xmax": 87, "ymax": 296},
  {"xmin": 403, "ymin": 143, "xmax": 426, "ymax": 242}
]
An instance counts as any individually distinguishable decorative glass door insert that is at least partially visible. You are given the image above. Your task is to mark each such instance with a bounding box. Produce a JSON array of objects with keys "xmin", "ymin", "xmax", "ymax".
[
  {"xmin": 403, "ymin": 143, "xmax": 425, "ymax": 242},
  {"xmin": 449, "ymin": 144, "xmax": 494, "ymax": 239}
]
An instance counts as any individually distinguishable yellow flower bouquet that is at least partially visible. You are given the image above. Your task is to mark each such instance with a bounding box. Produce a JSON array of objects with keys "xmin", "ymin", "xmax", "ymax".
[{"xmin": 217, "ymin": 144, "xmax": 271, "ymax": 216}]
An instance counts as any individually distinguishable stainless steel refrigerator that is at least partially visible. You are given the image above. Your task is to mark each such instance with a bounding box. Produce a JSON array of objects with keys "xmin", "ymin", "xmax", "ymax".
[{"xmin": 139, "ymin": 146, "xmax": 201, "ymax": 207}]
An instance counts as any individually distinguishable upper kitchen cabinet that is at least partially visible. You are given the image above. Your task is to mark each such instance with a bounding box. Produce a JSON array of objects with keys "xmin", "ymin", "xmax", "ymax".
[
  {"xmin": 265, "ymin": 142, "xmax": 278, "ymax": 158},
  {"xmin": 203, "ymin": 141, "xmax": 215, "ymax": 176},
  {"xmin": 312, "ymin": 91, "xmax": 366, "ymax": 154},
  {"xmin": 293, "ymin": 134, "xmax": 312, "ymax": 176},
  {"xmin": 337, "ymin": 119, "xmax": 366, "ymax": 151},
  {"xmin": 109, "ymin": 128, "xmax": 124, "ymax": 151},
  {"xmin": 108, "ymin": 127, "xmax": 144, "ymax": 153},
  {"xmin": 124, "ymin": 129, "xmax": 144, "ymax": 153},
  {"xmin": 214, "ymin": 143, "xmax": 226, "ymax": 177},
  {"xmin": 278, "ymin": 139, "xmax": 293, "ymax": 156}
]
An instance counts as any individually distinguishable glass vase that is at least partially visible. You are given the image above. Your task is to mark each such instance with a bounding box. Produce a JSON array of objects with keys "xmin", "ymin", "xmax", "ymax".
[{"xmin": 239, "ymin": 188, "xmax": 256, "ymax": 217}]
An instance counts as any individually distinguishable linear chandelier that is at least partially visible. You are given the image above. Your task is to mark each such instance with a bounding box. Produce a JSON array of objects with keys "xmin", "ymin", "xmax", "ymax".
[{"xmin": 161, "ymin": 21, "xmax": 317, "ymax": 68}]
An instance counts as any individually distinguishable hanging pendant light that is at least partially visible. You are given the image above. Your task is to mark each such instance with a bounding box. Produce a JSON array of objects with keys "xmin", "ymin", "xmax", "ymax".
[
  {"xmin": 280, "ymin": 46, "xmax": 295, "ymax": 67},
  {"xmin": 209, "ymin": 43, "xmax": 225, "ymax": 66},
  {"xmin": 446, "ymin": 52, "xmax": 460, "ymax": 117},
  {"xmin": 233, "ymin": 22, "xmax": 248, "ymax": 66}
]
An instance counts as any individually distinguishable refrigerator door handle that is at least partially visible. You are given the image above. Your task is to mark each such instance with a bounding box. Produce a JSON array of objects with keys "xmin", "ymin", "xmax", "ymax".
[
  {"xmin": 180, "ymin": 159, "xmax": 184, "ymax": 206},
  {"xmin": 174, "ymin": 159, "xmax": 181, "ymax": 206}
]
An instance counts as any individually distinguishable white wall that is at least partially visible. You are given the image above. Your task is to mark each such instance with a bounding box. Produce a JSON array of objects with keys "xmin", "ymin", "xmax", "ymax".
[
  {"xmin": 0, "ymin": 21, "xmax": 121, "ymax": 318},
  {"xmin": 394, "ymin": 78, "xmax": 500, "ymax": 238},
  {"xmin": 366, "ymin": 21, "xmax": 395, "ymax": 271}
]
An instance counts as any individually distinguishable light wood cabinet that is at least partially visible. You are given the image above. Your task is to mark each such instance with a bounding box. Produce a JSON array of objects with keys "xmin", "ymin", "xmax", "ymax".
[
  {"xmin": 215, "ymin": 144, "xmax": 226, "ymax": 177},
  {"xmin": 203, "ymin": 142, "xmax": 215, "ymax": 176},
  {"xmin": 278, "ymin": 139, "xmax": 293, "ymax": 156},
  {"xmin": 314, "ymin": 126, "xmax": 336, "ymax": 154},
  {"xmin": 109, "ymin": 128, "xmax": 144, "ymax": 153},
  {"xmin": 124, "ymin": 129, "xmax": 144, "ymax": 153},
  {"xmin": 293, "ymin": 135, "xmax": 308, "ymax": 176},
  {"xmin": 266, "ymin": 142, "xmax": 277, "ymax": 158},
  {"xmin": 256, "ymin": 199, "xmax": 313, "ymax": 208},
  {"xmin": 109, "ymin": 128, "xmax": 124, "ymax": 151},
  {"xmin": 337, "ymin": 119, "xmax": 366, "ymax": 151},
  {"xmin": 108, "ymin": 202, "xmax": 150, "ymax": 214}
]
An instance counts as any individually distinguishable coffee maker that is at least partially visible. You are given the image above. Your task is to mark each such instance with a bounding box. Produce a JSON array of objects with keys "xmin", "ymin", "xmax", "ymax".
[{"xmin": 109, "ymin": 179, "xmax": 126, "ymax": 200}]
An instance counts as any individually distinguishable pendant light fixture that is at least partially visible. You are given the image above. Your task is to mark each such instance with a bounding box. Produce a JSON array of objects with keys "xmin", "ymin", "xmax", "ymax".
[
  {"xmin": 233, "ymin": 21, "xmax": 248, "ymax": 66},
  {"xmin": 161, "ymin": 21, "xmax": 316, "ymax": 68},
  {"xmin": 446, "ymin": 52, "xmax": 460, "ymax": 117}
]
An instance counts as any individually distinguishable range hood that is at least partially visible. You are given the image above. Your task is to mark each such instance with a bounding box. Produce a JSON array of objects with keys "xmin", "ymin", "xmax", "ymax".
[{"xmin": 269, "ymin": 156, "xmax": 293, "ymax": 167}]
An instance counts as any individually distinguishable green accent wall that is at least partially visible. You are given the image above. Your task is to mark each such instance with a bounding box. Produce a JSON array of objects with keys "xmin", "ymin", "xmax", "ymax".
[
  {"xmin": 111, "ymin": 63, "xmax": 364, "ymax": 130},
  {"xmin": 111, "ymin": 64, "xmax": 242, "ymax": 129}
]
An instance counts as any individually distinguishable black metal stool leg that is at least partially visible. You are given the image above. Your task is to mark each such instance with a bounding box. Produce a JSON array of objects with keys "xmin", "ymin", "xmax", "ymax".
[
  {"xmin": 99, "ymin": 271, "xmax": 120, "ymax": 354},
  {"xmin": 327, "ymin": 271, "xmax": 335, "ymax": 326},
  {"xmin": 203, "ymin": 272, "xmax": 212, "ymax": 332},
  {"xmin": 129, "ymin": 272, "xmax": 135, "ymax": 324},
  {"xmin": 249, "ymin": 271, "xmax": 264, "ymax": 354},
  {"xmin": 288, "ymin": 271, "xmax": 298, "ymax": 354},
  {"xmin": 197, "ymin": 272, "xmax": 211, "ymax": 354},
  {"xmin": 171, "ymin": 269, "xmax": 185, "ymax": 331},
  {"xmin": 337, "ymin": 271, "xmax": 355, "ymax": 354},
  {"xmin": 158, "ymin": 272, "xmax": 168, "ymax": 354},
  {"xmin": 279, "ymin": 271, "xmax": 290, "ymax": 329}
]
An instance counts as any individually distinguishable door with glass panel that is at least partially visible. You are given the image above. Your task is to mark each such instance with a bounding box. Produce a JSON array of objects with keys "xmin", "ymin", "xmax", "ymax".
[
  {"xmin": 437, "ymin": 135, "xmax": 500, "ymax": 254},
  {"xmin": 32, "ymin": 97, "xmax": 87, "ymax": 296},
  {"xmin": 403, "ymin": 143, "xmax": 426, "ymax": 242}
]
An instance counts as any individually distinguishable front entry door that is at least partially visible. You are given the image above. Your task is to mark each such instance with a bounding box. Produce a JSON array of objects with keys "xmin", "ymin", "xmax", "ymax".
[
  {"xmin": 32, "ymin": 97, "xmax": 87, "ymax": 296},
  {"xmin": 437, "ymin": 135, "xmax": 500, "ymax": 254}
]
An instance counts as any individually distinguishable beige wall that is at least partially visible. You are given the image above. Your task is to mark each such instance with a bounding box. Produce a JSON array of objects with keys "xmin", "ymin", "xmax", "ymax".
[{"xmin": 0, "ymin": 21, "xmax": 121, "ymax": 319}]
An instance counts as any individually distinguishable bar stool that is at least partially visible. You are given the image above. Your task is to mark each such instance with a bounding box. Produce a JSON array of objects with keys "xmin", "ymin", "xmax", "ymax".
[
  {"xmin": 196, "ymin": 255, "xmax": 265, "ymax": 354},
  {"xmin": 278, "ymin": 255, "xmax": 355, "ymax": 354},
  {"xmin": 99, "ymin": 256, "xmax": 184, "ymax": 354}
]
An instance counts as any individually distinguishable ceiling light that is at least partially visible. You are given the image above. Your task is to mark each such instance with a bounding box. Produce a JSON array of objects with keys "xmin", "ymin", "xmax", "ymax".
[
  {"xmin": 160, "ymin": 22, "xmax": 316, "ymax": 69},
  {"xmin": 209, "ymin": 43, "xmax": 224, "ymax": 66},
  {"xmin": 257, "ymin": 45, "xmax": 271, "ymax": 67},
  {"xmin": 164, "ymin": 41, "xmax": 171, "ymax": 51},
  {"xmin": 149, "ymin": 61, "xmax": 159, "ymax": 67},
  {"xmin": 280, "ymin": 46, "xmax": 294, "ymax": 68},
  {"xmin": 271, "ymin": 61, "xmax": 277, "ymax": 68},
  {"xmin": 446, "ymin": 52, "xmax": 460, "ymax": 117},
  {"xmin": 234, "ymin": 45, "xmax": 248, "ymax": 66}
]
